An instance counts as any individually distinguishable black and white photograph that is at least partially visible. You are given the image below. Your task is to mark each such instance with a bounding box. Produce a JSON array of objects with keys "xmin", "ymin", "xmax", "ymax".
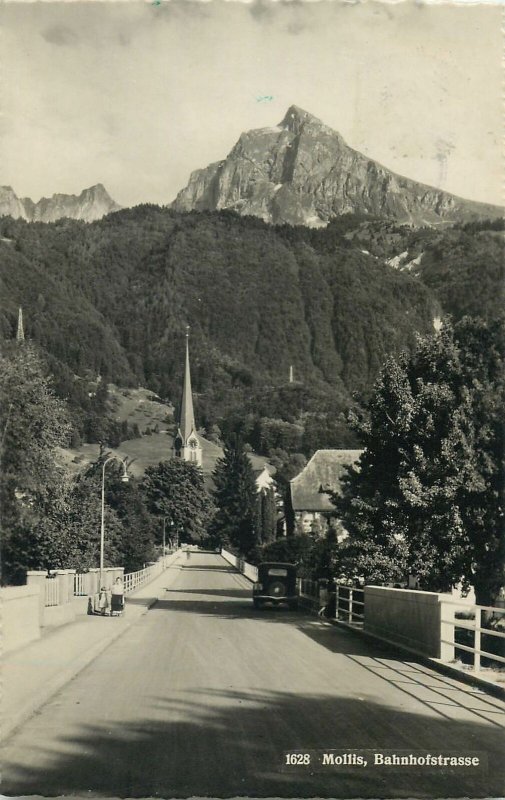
[{"xmin": 0, "ymin": 1, "xmax": 503, "ymax": 798}]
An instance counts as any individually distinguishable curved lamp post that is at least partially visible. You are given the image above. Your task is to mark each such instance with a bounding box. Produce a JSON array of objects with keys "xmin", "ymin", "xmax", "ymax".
[{"xmin": 100, "ymin": 456, "xmax": 129, "ymax": 588}]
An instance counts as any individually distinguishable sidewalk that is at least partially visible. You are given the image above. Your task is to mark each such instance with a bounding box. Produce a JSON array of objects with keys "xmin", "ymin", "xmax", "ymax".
[{"xmin": 2, "ymin": 554, "xmax": 183, "ymax": 742}]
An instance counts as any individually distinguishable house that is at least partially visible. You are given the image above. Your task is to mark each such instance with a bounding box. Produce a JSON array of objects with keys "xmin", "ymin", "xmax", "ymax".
[
  {"xmin": 289, "ymin": 449, "xmax": 363, "ymax": 537},
  {"xmin": 252, "ymin": 464, "xmax": 276, "ymax": 493}
]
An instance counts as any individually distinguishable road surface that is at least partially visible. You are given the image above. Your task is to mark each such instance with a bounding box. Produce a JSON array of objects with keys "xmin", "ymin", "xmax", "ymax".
[{"xmin": 2, "ymin": 553, "xmax": 504, "ymax": 797}]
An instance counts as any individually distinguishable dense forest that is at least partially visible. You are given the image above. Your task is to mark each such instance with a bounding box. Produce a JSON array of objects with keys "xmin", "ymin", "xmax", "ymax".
[{"xmin": 0, "ymin": 207, "xmax": 502, "ymax": 453}]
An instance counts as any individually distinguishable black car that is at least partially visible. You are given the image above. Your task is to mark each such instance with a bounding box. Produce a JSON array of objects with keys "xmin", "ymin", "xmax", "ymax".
[{"xmin": 252, "ymin": 562, "xmax": 298, "ymax": 610}]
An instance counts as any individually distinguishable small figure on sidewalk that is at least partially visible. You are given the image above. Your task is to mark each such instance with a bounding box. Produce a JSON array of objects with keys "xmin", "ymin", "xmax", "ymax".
[
  {"xmin": 98, "ymin": 586, "xmax": 109, "ymax": 616},
  {"xmin": 110, "ymin": 576, "xmax": 124, "ymax": 616}
]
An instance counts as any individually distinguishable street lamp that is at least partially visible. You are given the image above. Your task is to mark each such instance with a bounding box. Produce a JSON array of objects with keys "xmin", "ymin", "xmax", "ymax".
[
  {"xmin": 162, "ymin": 517, "xmax": 175, "ymax": 557},
  {"xmin": 100, "ymin": 456, "xmax": 129, "ymax": 588}
]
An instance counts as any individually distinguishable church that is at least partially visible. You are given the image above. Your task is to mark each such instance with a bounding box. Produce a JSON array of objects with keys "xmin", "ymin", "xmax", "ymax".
[{"xmin": 172, "ymin": 328, "xmax": 202, "ymax": 467}]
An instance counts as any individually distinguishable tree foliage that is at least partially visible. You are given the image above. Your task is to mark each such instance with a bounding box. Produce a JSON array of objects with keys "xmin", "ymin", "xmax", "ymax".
[
  {"xmin": 335, "ymin": 317, "xmax": 505, "ymax": 605},
  {"xmin": 141, "ymin": 459, "xmax": 213, "ymax": 544},
  {"xmin": 1, "ymin": 343, "xmax": 70, "ymax": 583}
]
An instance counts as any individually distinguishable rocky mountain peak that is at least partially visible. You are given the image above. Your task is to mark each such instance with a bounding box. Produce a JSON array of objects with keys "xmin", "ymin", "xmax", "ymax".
[
  {"xmin": 173, "ymin": 105, "xmax": 503, "ymax": 227},
  {"xmin": 0, "ymin": 184, "xmax": 121, "ymax": 223},
  {"xmin": 280, "ymin": 105, "xmax": 324, "ymax": 134}
]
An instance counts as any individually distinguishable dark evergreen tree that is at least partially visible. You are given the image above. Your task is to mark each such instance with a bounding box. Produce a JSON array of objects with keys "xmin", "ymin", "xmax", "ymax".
[
  {"xmin": 258, "ymin": 487, "xmax": 277, "ymax": 545},
  {"xmin": 210, "ymin": 437, "xmax": 259, "ymax": 556}
]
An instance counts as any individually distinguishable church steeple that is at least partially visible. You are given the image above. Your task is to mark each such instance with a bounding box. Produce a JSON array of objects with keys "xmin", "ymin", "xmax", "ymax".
[
  {"xmin": 180, "ymin": 327, "xmax": 196, "ymax": 443},
  {"xmin": 173, "ymin": 327, "xmax": 202, "ymax": 466},
  {"xmin": 16, "ymin": 307, "xmax": 25, "ymax": 342}
]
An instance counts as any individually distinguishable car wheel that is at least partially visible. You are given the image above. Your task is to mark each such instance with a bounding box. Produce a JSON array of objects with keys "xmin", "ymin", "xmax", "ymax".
[
  {"xmin": 253, "ymin": 599, "xmax": 262, "ymax": 610},
  {"xmin": 289, "ymin": 601, "xmax": 299, "ymax": 611}
]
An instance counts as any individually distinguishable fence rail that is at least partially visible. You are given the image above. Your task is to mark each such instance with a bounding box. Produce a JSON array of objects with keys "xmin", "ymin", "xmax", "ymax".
[
  {"xmin": 74, "ymin": 573, "xmax": 87, "ymax": 596},
  {"xmin": 45, "ymin": 576, "xmax": 59, "ymax": 607},
  {"xmin": 72, "ymin": 552, "xmax": 177, "ymax": 600},
  {"xmin": 335, "ymin": 584, "xmax": 365, "ymax": 626},
  {"xmin": 440, "ymin": 600, "xmax": 505, "ymax": 671},
  {"xmin": 298, "ymin": 578, "xmax": 318, "ymax": 599},
  {"xmin": 123, "ymin": 553, "xmax": 176, "ymax": 595}
]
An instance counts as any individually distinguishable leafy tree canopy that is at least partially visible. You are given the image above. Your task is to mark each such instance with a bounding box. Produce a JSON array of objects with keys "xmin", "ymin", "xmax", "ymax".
[
  {"xmin": 334, "ymin": 316, "xmax": 505, "ymax": 605},
  {"xmin": 141, "ymin": 459, "xmax": 213, "ymax": 544}
]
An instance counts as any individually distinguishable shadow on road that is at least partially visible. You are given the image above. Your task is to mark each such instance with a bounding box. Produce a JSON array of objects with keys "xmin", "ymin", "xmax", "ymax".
[
  {"xmin": 182, "ymin": 564, "xmax": 236, "ymax": 572},
  {"xmin": 2, "ymin": 685, "xmax": 502, "ymax": 798},
  {"xmin": 166, "ymin": 587, "xmax": 251, "ymax": 598}
]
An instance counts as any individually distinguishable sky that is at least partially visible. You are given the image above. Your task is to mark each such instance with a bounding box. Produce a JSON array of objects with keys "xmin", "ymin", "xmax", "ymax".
[{"xmin": 0, "ymin": 1, "xmax": 502, "ymax": 208}]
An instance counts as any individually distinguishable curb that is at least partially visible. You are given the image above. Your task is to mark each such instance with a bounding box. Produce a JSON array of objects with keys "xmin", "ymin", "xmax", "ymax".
[{"xmin": 2, "ymin": 593, "xmax": 159, "ymax": 743}]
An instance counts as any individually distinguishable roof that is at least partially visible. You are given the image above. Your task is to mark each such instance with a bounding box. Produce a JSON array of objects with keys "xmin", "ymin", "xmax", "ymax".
[
  {"xmin": 178, "ymin": 335, "xmax": 197, "ymax": 443},
  {"xmin": 290, "ymin": 449, "xmax": 363, "ymax": 512}
]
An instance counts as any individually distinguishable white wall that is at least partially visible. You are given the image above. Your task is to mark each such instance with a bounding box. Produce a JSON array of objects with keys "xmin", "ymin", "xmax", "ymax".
[
  {"xmin": 364, "ymin": 586, "xmax": 454, "ymax": 660},
  {"xmin": 1, "ymin": 585, "xmax": 41, "ymax": 653}
]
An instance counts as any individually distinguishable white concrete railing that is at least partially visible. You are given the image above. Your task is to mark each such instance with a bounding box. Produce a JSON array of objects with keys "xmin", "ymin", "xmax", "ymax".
[
  {"xmin": 1, "ymin": 585, "xmax": 42, "ymax": 654},
  {"xmin": 123, "ymin": 551, "xmax": 179, "ymax": 594},
  {"xmin": 73, "ymin": 567, "xmax": 124, "ymax": 597},
  {"xmin": 74, "ymin": 554, "xmax": 178, "ymax": 599},
  {"xmin": 221, "ymin": 549, "xmax": 258, "ymax": 583},
  {"xmin": 349, "ymin": 585, "xmax": 505, "ymax": 668}
]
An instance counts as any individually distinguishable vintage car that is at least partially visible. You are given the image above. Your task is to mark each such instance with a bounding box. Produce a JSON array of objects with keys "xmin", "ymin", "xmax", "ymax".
[{"xmin": 252, "ymin": 562, "xmax": 298, "ymax": 610}]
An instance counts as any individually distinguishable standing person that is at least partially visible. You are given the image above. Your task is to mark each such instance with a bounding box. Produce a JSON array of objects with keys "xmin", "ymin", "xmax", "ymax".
[
  {"xmin": 98, "ymin": 586, "xmax": 109, "ymax": 616},
  {"xmin": 111, "ymin": 576, "xmax": 124, "ymax": 616}
]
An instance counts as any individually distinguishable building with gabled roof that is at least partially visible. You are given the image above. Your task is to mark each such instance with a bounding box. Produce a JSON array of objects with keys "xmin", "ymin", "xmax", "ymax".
[{"xmin": 289, "ymin": 449, "xmax": 363, "ymax": 536}]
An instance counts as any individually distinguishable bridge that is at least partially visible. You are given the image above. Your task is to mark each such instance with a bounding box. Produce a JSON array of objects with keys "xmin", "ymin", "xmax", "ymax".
[{"xmin": 1, "ymin": 551, "xmax": 504, "ymax": 798}]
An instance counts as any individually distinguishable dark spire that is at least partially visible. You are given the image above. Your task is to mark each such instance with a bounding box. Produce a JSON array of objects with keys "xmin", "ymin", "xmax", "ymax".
[{"xmin": 179, "ymin": 326, "xmax": 196, "ymax": 442}]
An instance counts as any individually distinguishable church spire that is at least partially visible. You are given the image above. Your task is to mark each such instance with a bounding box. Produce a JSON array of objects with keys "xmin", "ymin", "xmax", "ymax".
[
  {"xmin": 173, "ymin": 327, "xmax": 202, "ymax": 466},
  {"xmin": 16, "ymin": 307, "xmax": 25, "ymax": 342},
  {"xmin": 179, "ymin": 326, "xmax": 196, "ymax": 443}
]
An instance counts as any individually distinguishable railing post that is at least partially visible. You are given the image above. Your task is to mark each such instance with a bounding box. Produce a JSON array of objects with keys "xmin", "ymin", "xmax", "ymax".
[
  {"xmin": 335, "ymin": 585, "xmax": 339, "ymax": 619},
  {"xmin": 26, "ymin": 570, "xmax": 47, "ymax": 626},
  {"xmin": 349, "ymin": 588, "xmax": 353, "ymax": 623},
  {"xmin": 474, "ymin": 608, "xmax": 481, "ymax": 671},
  {"xmin": 439, "ymin": 598, "xmax": 455, "ymax": 661}
]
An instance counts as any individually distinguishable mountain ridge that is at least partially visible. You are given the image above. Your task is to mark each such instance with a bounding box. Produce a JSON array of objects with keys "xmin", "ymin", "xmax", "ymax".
[
  {"xmin": 0, "ymin": 184, "xmax": 121, "ymax": 223},
  {"xmin": 173, "ymin": 105, "xmax": 503, "ymax": 227}
]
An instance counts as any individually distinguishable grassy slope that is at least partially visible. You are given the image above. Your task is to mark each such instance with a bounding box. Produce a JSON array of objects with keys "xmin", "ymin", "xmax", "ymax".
[{"xmin": 58, "ymin": 384, "xmax": 270, "ymax": 480}]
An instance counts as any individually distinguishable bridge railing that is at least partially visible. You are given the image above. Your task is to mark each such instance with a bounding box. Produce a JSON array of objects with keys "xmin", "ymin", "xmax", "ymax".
[
  {"xmin": 335, "ymin": 584, "xmax": 365, "ymax": 627},
  {"xmin": 123, "ymin": 552, "xmax": 178, "ymax": 595},
  {"xmin": 440, "ymin": 599, "xmax": 505, "ymax": 671},
  {"xmin": 44, "ymin": 574, "xmax": 60, "ymax": 607},
  {"xmin": 298, "ymin": 578, "xmax": 319, "ymax": 600}
]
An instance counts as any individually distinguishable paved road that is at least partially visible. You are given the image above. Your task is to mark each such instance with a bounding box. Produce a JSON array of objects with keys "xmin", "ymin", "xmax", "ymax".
[{"xmin": 2, "ymin": 553, "xmax": 504, "ymax": 798}]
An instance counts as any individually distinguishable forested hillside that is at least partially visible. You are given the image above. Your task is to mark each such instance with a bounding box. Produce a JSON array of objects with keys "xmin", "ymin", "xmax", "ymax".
[{"xmin": 0, "ymin": 207, "xmax": 501, "ymax": 447}]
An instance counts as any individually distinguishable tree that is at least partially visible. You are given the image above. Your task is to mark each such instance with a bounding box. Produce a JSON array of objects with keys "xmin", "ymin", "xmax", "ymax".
[
  {"xmin": 30, "ymin": 472, "xmax": 124, "ymax": 573},
  {"xmin": 85, "ymin": 457, "xmax": 157, "ymax": 572},
  {"xmin": 257, "ymin": 486, "xmax": 277, "ymax": 545},
  {"xmin": 141, "ymin": 459, "xmax": 213, "ymax": 544},
  {"xmin": 1, "ymin": 343, "xmax": 70, "ymax": 583},
  {"xmin": 334, "ymin": 317, "xmax": 505, "ymax": 605},
  {"xmin": 210, "ymin": 437, "xmax": 259, "ymax": 556}
]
